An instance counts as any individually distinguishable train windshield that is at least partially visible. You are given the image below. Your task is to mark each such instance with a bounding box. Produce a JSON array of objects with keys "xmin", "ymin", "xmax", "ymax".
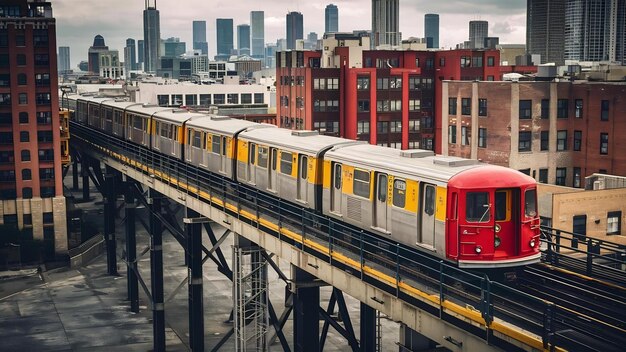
[
  {"xmin": 466, "ymin": 192, "xmax": 491, "ymax": 222},
  {"xmin": 525, "ymin": 189, "xmax": 537, "ymax": 217}
]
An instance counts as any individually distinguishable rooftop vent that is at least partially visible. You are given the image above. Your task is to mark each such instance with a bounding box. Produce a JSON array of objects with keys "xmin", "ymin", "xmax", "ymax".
[
  {"xmin": 142, "ymin": 103, "xmax": 158, "ymax": 108},
  {"xmin": 210, "ymin": 116, "xmax": 230, "ymax": 121},
  {"xmin": 400, "ymin": 150, "xmax": 435, "ymax": 158},
  {"xmin": 172, "ymin": 109, "xmax": 188, "ymax": 113},
  {"xmin": 291, "ymin": 130, "xmax": 319, "ymax": 137}
]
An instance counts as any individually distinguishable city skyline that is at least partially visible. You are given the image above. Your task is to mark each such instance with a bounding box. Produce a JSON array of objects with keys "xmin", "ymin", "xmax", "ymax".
[{"xmin": 55, "ymin": 0, "xmax": 526, "ymax": 67}]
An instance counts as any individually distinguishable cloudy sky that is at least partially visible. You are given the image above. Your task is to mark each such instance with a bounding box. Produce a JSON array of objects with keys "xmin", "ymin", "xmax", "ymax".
[{"xmin": 53, "ymin": 0, "xmax": 527, "ymax": 67}]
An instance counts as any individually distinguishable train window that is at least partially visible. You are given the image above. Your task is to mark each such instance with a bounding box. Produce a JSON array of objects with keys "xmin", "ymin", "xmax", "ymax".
[
  {"xmin": 392, "ymin": 179, "xmax": 406, "ymax": 208},
  {"xmin": 160, "ymin": 123, "xmax": 171, "ymax": 138},
  {"xmin": 271, "ymin": 149, "xmax": 277, "ymax": 170},
  {"xmin": 525, "ymin": 189, "xmax": 537, "ymax": 217},
  {"xmin": 466, "ymin": 192, "xmax": 490, "ymax": 222},
  {"xmin": 280, "ymin": 151, "xmax": 292, "ymax": 175},
  {"xmin": 334, "ymin": 164, "xmax": 342, "ymax": 189},
  {"xmin": 377, "ymin": 175, "xmax": 387, "ymax": 202},
  {"xmin": 257, "ymin": 146, "xmax": 268, "ymax": 168},
  {"xmin": 249, "ymin": 144, "xmax": 256, "ymax": 165},
  {"xmin": 212, "ymin": 135, "xmax": 221, "ymax": 154},
  {"xmin": 133, "ymin": 115, "xmax": 143, "ymax": 130},
  {"xmin": 424, "ymin": 186, "xmax": 435, "ymax": 215},
  {"xmin": 300, "ymin": 156, "xmax": 308, "ymax": 179},
  {"xmin": 353, "ymin": 169, "xmax": 370, "ymax": 199},
  {"xmin": 495, "ymin": 191, "xmax": 508, "ymax": 221},
  {"xmin": 192, "ymin": 130, "xmax": 202, "ymax": 148}
]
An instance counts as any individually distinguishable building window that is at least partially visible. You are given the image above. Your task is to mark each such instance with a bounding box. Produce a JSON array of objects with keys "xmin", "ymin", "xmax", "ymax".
[
  {"xmin": 313, "ymin": 78, "xmax": 325, "ymax": 90},
  {"xmin": 185, "ymin": 95, "xmax": 197, "ymax": 106},
  {"xmin": 573, "ymin": 167, "xmax": 581, "ymax": 188},
  {"xmin": 40, "ymin": 168, "xmax": 54, "ymax": 180},
  {"xmin": 227, "ymin": 93, "xmax": 238, "ymax": 104},
  {"xmin": 33, "ymin": 29, "xmax": 49, "ymax": 47},
  {"xmin": 518, "ymin": 131, "xmax": 531, "ymax": 152},
  {"xmin": 19, "ymin": 112, "xmax": 28, "ymax": 124},
  {"xmin": 376, "ymin": 78, "xmax": 389, "ymax": 90},
  {"xmin": 573, "ymin": 130, "xmax": 582, "ymax": 151},
  {"xmin": 36, "ymin": 93, "xmax": 51, "ymax": 105},
  {"xmin": 35, "ymin": 73, "xmax": 50, "ymax": 86},
  {"xmin": 600, "ymin": 133, "xmax": 608, "ymax": 155},
  {"xmin": 478, "ymin": 128, "xmax": 487, "ymax": 148},
  {"xmin": 22, "ymin": 169, "xmax": 31, "ymax": 181},
  {"xmin": 607, "ymin": 211, "xmax": 622, "ymax": 235},
  {"xmin": 601, "ymin": 100, "xmax": 609, "ymax": 121},
  {"xmin": 22, "ymin": 187, "xmax": 33, "ymax": 199},
  {"xmin": 519, "ymin": 100, "xmax": 531, "ymax": 119},
  {"xmin": 557, "ymin": 99, "xmax": 568, "ymax": 118},
  {"xmin": 539, "ymin": 169, "xmax": 548, "ymax": 183},
  {"xmin": 34, "ymin": 54, "xmax": 49, "ymax": 66},
  {"xmin": 357, "ymin": 76, "xmax": 369, "ymax": 90},
  {"xmin": 519, "ymin": 169, "xmax": 530, "ymax": 175},
  {"xmin": 0, "ymin": 93, "xmax": 10, "ymax": 106},
  {"xmin": 556, "ymin": 168, "xmax": 566, "ymax": 186},
  {"xmin": 37, "ymin": 131, "xmax": 53, "ymax": 142},
  {"xmin": 213, "ymin": 94, "xmax": 225, "ymax": 104},
  {"xmin": 461, "ymin": 126, "xmax": 470, "ymax": 145},
  {"xmin": 541, "ymin": 99, "xmax": 549, "ymax": 119},
  {"xmin": 461, "ymin": 98, "xmax": 471, "ymax": 115},
  {"xmin": 540, "ymin": 131, "xmax": 549, "ymax": 151},
  {"xmin": 460, "ymin": 56, "xmax": 470, "ymax": 67},
  {"xmin": 408, "ymin": 120, "xmax": 420, "ymax": 132},
  {"xmin": 575, "ymin": 99, "xmax": 583, "ymax": 118},
  {"xmin": 241, "ymin": 93, "xmax": 252, "ymax": 104},
  {"xmin": 357, "ymin": 121, "xmax": 370, "ymax": 135},
  {"xmin": 478, "ymin": 99, "xmax": 487, "ymax": 116},
  {"xmin": 20, "ymin": 131, "xmax": 29, "ymax": 142},
  {"xmin": 0, "ymin": 73, "xmax": 9, "ymax": 87},
  {"xmin": 17, "ymin": 73, "xmax": 27, "ymax": 86},
  {"xmin": 21, "ymin": 150, "xmax": 30, "ymax": 161},
  {"xmin": 439, "ymin": 57, "xmax": 445, "ymax": 67},
  {"xmin": 409, "ymin": 99, "xmax": 420, "ymax": 111},
  {"xmin": 254, "ymin": 93, "xmax": 264, "ymax": 104},
  {"xmin": 448, "ymin": 98, "xmax": 457, "ymax": 115},
  {"xmin": 557, "ymin": 130, "xmax": 567, "ymax": 151},
  {"xmin": 487, "ymin": 56, "xmax": 495, "ymax": 66},
  {"xmin": 448, "ymin": 125, "xmax": 457, "ymax": 144},
  {"xmin": 18, "ymin": 93, "xmax": 27, "ymax": 104},
  {"xmin": 487, "ymin": 75, "xmax": 494, "ymax": 81},
  {"xmin": 572, "ymin": 214, "xmax": 586, "ymax": 236},
  {"xmin": 425, "ymin": 58, "xmax": 434, "ymax": 69},
  {"xmin": 327, "ymin": 78, "xmax": 339, "ymax": 89},
  {"xmin": 472, "ymin": 56, "xmax": 483, "ymax": 67},
  {"xmin": 408, "ymin": 76, "xmax": 419, "ymax": 90},
  {"xmin": 357, "ymin": 100, "xmax": 370, "ymax": 112}
]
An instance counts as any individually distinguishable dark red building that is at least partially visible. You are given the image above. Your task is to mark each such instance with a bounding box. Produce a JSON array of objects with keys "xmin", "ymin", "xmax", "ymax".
[
  {"xmin": 0, "ymin": 0, "xmax": 67, "ymax": 253},
  {"xmin": 276, "ymin": 35, "xmax": 502, "ymax": 153}
]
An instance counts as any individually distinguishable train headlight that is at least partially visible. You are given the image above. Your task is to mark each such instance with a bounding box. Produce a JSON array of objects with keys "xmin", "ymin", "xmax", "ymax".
[
  {"xmin": 495, "ymin": 235, "xmax": 501, "ymax": 248},
  {"xmin": 475, "ymin": 245, "xmax": 482, "ymax": 254},
  {"xmin": 495, "ymin": 224, "xmax": 501, "ymax": 233},
  {"xmin": 529, "ymin": 239, "xmax": 536, "ymax": 248}
]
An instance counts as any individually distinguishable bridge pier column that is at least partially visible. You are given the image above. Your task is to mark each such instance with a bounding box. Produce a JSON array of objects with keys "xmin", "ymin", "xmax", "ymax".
[
  {"xmin": 360, "ymin": 302, "xmax": 377, "ymax": 352},
  {"xmin": 82, "ymin": 158, "xmax": 90, "ymax": 201},
  {"xmin": 149, "ymin": 189, "xmax": 165, "ymax": 352},
  {"xmin": 292, "ymin": 265, "xmax": 320, "ymax": 352},
  {"xmin": 184, "ymin": 208, "xmax": 205, "ymax": 351},
  {"xmin": 125, "ymin": 183, "xmax": 139, "ymax": 313},
  {"xmin": 104, "ymin": 172, "xmax": 117, "ymax": 275},
  {"xmin": 72, "ymin": 160, "xmax": 79, "ymax": 191},
  {"xmin": 398, "ymin": 323, "xmax": 438, "ymax": 351}
]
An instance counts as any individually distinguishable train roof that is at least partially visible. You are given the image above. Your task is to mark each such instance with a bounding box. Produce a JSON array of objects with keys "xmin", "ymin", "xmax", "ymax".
[
  {"xmin": 186, "ymin": 116, "xmax": 275, "ymax": 137},
  {"xmin": 152, "ymin": 109, "xmax": 205, "ymax": 124},
  {"xmin": 325, "ymin": 144, "xmax": 483, "ymax": 184},
  {"xmin": 240, "ymin": 129, "xmax": 361, "ymax": 156},
  {"xmin": 124, "ymin": 103, "xmax": 173, "ymax": 117}
]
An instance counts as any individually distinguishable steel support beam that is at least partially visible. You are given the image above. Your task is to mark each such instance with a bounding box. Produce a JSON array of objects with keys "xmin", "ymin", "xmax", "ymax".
[
  {"xmin": 82, "ymin": 157, "xmax": 90, "ymax": 201},
  {"xmin": 292, "ymin": 266, "xmax": 320, "ymax": 352},
  {"xmin": 360, "ymin": 302, "xmax": 377, "ymax": 352},
  {"xmin": 125, "ymin": 184, "xmax": 139, "ymax": 313},
  {"xmin": 72, "ymin": 160, "xmax": 79, "ymax": 191},
  {"xmin": 149, "ymin": 189, "xmax": 165, "ymax": 352},
  {"xmin": 185, "ymin": 208, "xmax": 205, "ymax": 351},
  {"xmin": 104, "ymin": 172, "xmax": 117, "ymax": 275}
]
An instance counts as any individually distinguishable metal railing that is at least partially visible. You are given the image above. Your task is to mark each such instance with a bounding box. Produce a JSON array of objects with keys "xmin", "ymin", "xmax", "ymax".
[{"xmin": 70, "ymin": 121, "xmax": 626, "ymax": 352}]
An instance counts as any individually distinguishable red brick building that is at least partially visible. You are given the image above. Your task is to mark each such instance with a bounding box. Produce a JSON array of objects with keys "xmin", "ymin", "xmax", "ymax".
[
  {"xmin": 0, "ymin": 0, "xmax": 67, "ymax": 255},
  {"xmin": 276, "ymin": 33, "xmax": 502, "ymax": 152},
  {"xmin": 442, "ymin": 80, "xmax": 626, "ymax": 187}
]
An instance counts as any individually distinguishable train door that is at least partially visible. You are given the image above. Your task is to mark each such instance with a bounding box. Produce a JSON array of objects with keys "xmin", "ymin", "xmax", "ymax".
[
  {"xmin": 459, "ymin": 190, "xmax": 495, "ymax": 258},
  {"xmin": 248, "ymin": 143, "xmax": 256, "ymax": 184},
  {"xmin": 331, "ymin": 163, "xmax": 342, "ymax": 213},
  {"xmin": 494, "ymin": 189, "xmax": 519, "ymax": 256},
  {"xmin": 268, "ymin": 148, "xmax": 277, "ymax": 191},
  {"xmin": 374, "ymin": 173, "xmax": 388, "ymax": 232},
  {"xmin": 420, "ymin": 183, "xmax": 437, "ymax": 248},
  {"xmin": 220, "ymin": 136, "xmax": 227, "ymax": 173},
  {"xmin": 297, "ymin": 154, "xmax": 308, "ymax": 202}
]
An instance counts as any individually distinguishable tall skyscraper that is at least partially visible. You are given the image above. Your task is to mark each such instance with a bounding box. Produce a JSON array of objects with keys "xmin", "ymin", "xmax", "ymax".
[
  {"xmin": 286, "ymin": 12, "xmax": 303, "ymax": 50},
  {"xmin": 192, "ymin": 20, "xmax": 208, "ymax": 55},
  {"xmin": 216, "ymin": 18, "xmax": 234, "ymax": 59},
  {"xmin": 469, "ymin": 20, "xmax": 488, "ymax": 49},
  {"xmin": 143, "ymin": 0, "xmax": 161, "ymax": 73},
  {"xmin": 372, "ymin": 0, "xmax": 401, "ymax": 47},
  {"xmin": 58, "ymin": 46, "xmax": 71, "ymax": 73},
  {"xmin": 565, "ymin": 0, "xmax": 626, "ymax": 63},
  {"xmin": 250, "ymin": 11, "xmax": 265, "ymax": 60},
  {"xmin": 88, "ymin": 35, "xmax": 108, "ymax": 74},
  {"xmin": 424, "ymin": 14, "xmax": 439, "ymax": 49},
  {"xmin": 0, "ymin": 0, "xmax": 67, "ymax": 254},
  {"xmin": 237, "ymin": 24, "xmax": 251, "ymax": 56},
  {"xmin": 526, "ymin": 0, "xmax": 566, "ymax": 65},
  {"xmin": 137, "ymin": 40, "xmax": 144, "ymax": 69},
  {"xmin": 163, "ymin": 37, "xmax": 186, "ymax": 57},
  {"xmin": 125, "ymin": 38, "xmax": 136, "ymax": 70},
  {"xmin": 325, "ymin": 4, "xmax": 339, "ymax": 33}
]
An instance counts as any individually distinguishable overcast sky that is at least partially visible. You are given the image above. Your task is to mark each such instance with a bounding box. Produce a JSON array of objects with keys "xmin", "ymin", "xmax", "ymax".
[{"xmin": 54, "ymin": 0, "xmax": 527, "ymax": 67}]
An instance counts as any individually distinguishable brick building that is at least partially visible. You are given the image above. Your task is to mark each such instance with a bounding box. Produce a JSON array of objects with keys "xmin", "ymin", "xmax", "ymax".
[
  {"xmin": 276, "ymin": 33, "xmax": 502, "ymax": 152},
  {"xmin": 0, "ymin": 0, "xmax": 67, "ymax": 256},
  {"xmin": 442, "ymin": 80, "xmax": 626, "ymax": 187}
]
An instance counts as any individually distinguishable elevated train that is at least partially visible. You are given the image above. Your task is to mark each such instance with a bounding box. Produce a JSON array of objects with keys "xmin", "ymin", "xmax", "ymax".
[{"xmin": 72, "ymin": 95, "xmax": 541, "ymax": 268}]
